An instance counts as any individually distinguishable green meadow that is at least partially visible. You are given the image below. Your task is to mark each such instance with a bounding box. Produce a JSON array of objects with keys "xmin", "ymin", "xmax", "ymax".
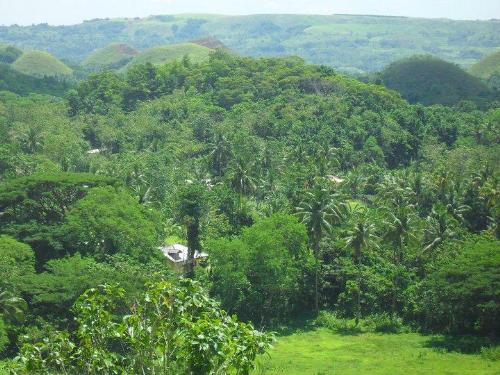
[{"xmin": 255, "ymin": 329, "xmax": 500, "ymax": 375}]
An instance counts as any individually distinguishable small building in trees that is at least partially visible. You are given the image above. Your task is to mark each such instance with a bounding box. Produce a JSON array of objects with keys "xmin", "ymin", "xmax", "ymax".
[{"xmin": 160, "ymin": 244, "xmax": 208, "ymax": 269}]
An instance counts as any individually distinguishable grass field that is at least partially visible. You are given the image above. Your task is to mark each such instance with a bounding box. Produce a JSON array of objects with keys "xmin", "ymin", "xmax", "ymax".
[{"xmin": 254, "ymin": 328, "xmax": 500, "ymax": 375}]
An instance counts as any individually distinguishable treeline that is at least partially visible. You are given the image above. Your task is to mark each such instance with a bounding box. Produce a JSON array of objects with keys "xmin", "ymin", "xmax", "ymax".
[
  {"xmin": 0, "ymin": 63, "xmax": 71, "ymax": 96},
  {"xmin": 0, "ymin": 52, "xmax": 498, "ymax": 371}
]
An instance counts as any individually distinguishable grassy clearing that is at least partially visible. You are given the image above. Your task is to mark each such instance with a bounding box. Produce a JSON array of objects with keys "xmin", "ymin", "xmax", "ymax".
[{"xmin": 254, "ymin": 328, "xmax": 500, "ymax": 375}]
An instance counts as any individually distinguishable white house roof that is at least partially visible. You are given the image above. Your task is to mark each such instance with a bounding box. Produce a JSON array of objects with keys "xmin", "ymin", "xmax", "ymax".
[
  {"xmin": 327, "ymin": 175, "xmax": 345, "ymax": 184},
  {"xmin": 160, "ymin": 244, "xmax": 208, "ymax": 264}
]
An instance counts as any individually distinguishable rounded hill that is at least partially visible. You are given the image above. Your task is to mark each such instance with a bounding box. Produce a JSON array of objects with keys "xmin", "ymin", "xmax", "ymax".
[
  {"xmin": 11, "ymin": 50, "xmax": 72, "ymax": 78},
  {"xmin": 124, "ymin": 43, "xmax": 212, "ymax": 70},
  {"xmin": 0, "ymin": 44, "xmax": 23, "ymax": 64},
  {"xmin": 83, "ymin": 43, "xmax": 139, "ymax": 71},
  {"xmin": 381, "ymin": 55, "xmax": 491, "ymax": 106},
  {"xmin": 469, "ymin": 50, "xmax": 500, "ymax": 80}
]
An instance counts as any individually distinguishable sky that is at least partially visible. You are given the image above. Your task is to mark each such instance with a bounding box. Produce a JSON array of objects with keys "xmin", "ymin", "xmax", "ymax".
[{"xmin": 1, "ymin": 0, "xmax": 499, "ymax": 26}]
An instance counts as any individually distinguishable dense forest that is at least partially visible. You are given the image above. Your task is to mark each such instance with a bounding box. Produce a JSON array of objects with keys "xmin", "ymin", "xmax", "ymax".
[
  {"xmin": 0, "ymin": 48, "xmax": 498, "ymax": 373},
  {"xmin": 1, "ymin": 14, "xmax": 499, "ymax": 72}
]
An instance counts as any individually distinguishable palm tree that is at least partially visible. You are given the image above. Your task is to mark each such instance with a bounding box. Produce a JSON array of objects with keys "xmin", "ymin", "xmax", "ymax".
[
  {"xmin": 376, "ymin": 174, "xmax": 416, "ymax": 209},
  {"xmin": 345, "ymin": 210, "xmax": 378, "ymax": 325},
  {"xmin": 11, "ymin": 122, "xmax": 45, "ymax": 154},
  {"xmin": 209, "ymin": 130, "xmax": 231, "ymax": 177},
  {"xmin": 176, "ymin": 183, "xmax": 206, "ymax": 278},
  {"xmin": 296, "ymin": 178, "xmax": 343, "ymax": 311},
  {"xmin": 228, "ymin": 158, "xmax": 258, "ymax": 197},
  {"xmin": 383, "ymin": 205, "xmax": 416, "ymax": 316},
  {"xmin": 445, "ymin": 189, "xmax": 470, "ymax": 223},
  {"xmin": 0, "ymin": 289, "xmax": 27, "ymax": 322},
  {"xmin": 480, "ymin": 175, "xmax": 500, "ymax": 238},
  {"xmin": 422, "ymin": 204, "xmax": 458, "ymax": 254}
]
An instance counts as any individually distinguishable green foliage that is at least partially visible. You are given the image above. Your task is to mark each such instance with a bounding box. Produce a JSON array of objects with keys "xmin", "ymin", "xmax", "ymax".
[
  {"xmin": 68, "ymin": 70, "xmax": 125, "ymax": 114},
  {"xmin": 0, "ymin": 63, "xmax": 70, "ymax": 96},
  {"xmin": 0, "ymin": 236, "xmax": 35, "ymax": 291},
  {"xmin": 481, "ymin": 346, "xmax": 500, "ymax": 361},
  {"xmin": 0, "ymin": 290, "xmax": 27, "ymax": 323},
  {"xmin": 0, "ymin": 45, "xmax": 22, "ymax": 64},
  {"xmin": 124, "ymin": 43, "xmax": 212, "ymax": 70},
  {"xmin": 20, "ymin": 254, "xmax": 171, "ymax": 324},
  {"xmin": 0, "ymin": 316, "xmax": 7, "ymax": 354},
  {"xmin": 64, "ymin": 186, "xmax": 162, "ymax": 260},
  {"xmin": 176, "ymin": 183, "xmax": 207, "ymax": 277},
  {"xmin": 209, "ymin": 214, "xmax": 312, "ymax": 324},
  {"xmin": 315, "ymin": 311, "xmax": 406, "ymax": 334},
  {"xmin": 413, "ymin": 235, "xmax": 500, "ymax": 336},
  {"xmin": 11, "ymin": 50, "xmax": 72, "ymax": 78},
  {"xmin": 381, "ymin": 55, "xmax": 493, "ymax": 106},
  {"xmin": 12, "ymin": 280, "xmax": 273, "ymax": 374},
  {"xmin": 470, "ymin": 50, "xmax": 500, "ymax": 80},
  {"xmin": 0, "ymin": 45, "xmax": 499, "ymax": 371},
  {"xmin": 0, "ymin": 173, "xmax": 117, "ymax": 265}
]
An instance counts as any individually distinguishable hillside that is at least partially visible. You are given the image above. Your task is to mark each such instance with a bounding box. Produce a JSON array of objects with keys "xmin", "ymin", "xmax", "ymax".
[
  {"xmin": 0, "ymin": 14, "xmax": 498, "ymax": 72},
  {"xmin": 381, "ymin": 55, "xmax": 493, "ymax": 106},
  {"xmin": 0, "ymin": 44, "xmax": 22, "ymax": 64},
  {"xmin": 11, "ymin": 50, "xmax": 73, "ymax": 78},
  {"xmin": 0, "ymin": 63, "xmax": 70, "ymax": 96},
  {"xmin": 1, "ymin": 48, "xmax": 499, "ymax": 374},
  {"xmin": 82, "ymin": 43, "xmax": 138, "ymax": 71},
  {"xmin": 470, "ymin": 50, "xmax": 500, "ymax": 80},
  {"xmin": 191, "ymin": 37, "xmax": 229, "ymax": 50},
  {"xmin": 123, "ymin": 43, "xmax": 212, "ymax": 69}
]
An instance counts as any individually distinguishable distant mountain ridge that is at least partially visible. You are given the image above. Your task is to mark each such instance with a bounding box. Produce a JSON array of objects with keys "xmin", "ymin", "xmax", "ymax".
[{"xmin": 0, "ymin": 14, "xmax": 498, "ymax": 73}]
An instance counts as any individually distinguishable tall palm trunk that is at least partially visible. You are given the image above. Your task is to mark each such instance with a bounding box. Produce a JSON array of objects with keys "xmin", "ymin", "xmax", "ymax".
[
  {"xmin": 391, "ymin": 241, "xmax": 401, "ymax": 316},
  {"xmin": 186, "ymin": 217, "xmax": 200, "ymax": 278},
  {"xmin": 313, "ymin": 235, "xmax": 321, "ymax": 313},
  {"xmin": 355, "ymin": 245, "xmax": 362, "ymax": 326}
]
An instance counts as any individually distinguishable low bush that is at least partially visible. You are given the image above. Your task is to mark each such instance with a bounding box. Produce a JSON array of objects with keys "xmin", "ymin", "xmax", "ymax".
[
  {"xmin": 315, "ymin": 311, "xmax": 362, "ymax": 334},
  {"xmin": 315, "ymin": 311, "xmax": 408, "ymax": 334},
  {"xmin": 365, "ymin": 313, "xmax": 406, "ymax": 333},
  {"xmin": 480, "ymin": 346, "xmax": 500, "ymax": 361}
]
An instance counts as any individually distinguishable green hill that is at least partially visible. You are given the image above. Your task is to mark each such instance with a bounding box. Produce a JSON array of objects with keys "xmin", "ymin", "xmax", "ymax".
[
  {"xmin": 0, "ymin": 44, "xmax": 22, "ymax": 64},
  {"xmin": 470, "ymin": 50, "xmax": 500, "ymax": 80},
  {"xmin": 124, "ymin": 43, "xmax": 212, "ymax": 70},
  {"xmin": 82, "ymin": 43, "xmax": 138, "ymax": 71},
  {"xmin": 469, "ymin": 50, "xmax": 500, "ymax": 90},
  {"xmin": 0, "ymin": 62, "xmax": 70, "ymax": 96},
  {"xmin": 381, "ymin": 55, "xmax": 492, "ymax": 106},
  {"xmin": 0, "ymin": 15, "xmax": 498, "ymax": 72},
  {"xmin": 11, "ymin": 50, "xmax": 73, "ymax": 78}
]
